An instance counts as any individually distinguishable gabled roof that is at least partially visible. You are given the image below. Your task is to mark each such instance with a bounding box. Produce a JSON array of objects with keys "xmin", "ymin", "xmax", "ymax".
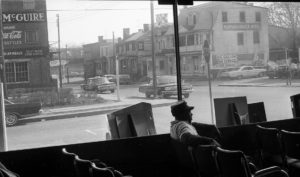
[
  {"xmin": 164, "ymin": 25, "xmax": 188, "ymax": 35},
  {"xmin": 124, "ymin": 31, "xmax": 145, "ymax": 42}
]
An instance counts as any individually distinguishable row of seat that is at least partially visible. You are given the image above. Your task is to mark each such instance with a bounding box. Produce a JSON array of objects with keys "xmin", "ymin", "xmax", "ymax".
[
  {"xmin": 256, "ymin": 125, "xmax": 300, "ymax": 176},
  {"xmin": 61, "ymin": 148, "xmax": 132, "ymax": 177},
  {"xmin": 190, "ymin": 145, "xmax": 289, "ymax": 177}
]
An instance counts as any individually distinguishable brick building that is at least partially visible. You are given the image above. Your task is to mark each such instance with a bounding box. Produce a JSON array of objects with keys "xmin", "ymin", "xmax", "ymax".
[{"xmin": 2, "ymin": 0, "xmax": 54, "ymax": 92}]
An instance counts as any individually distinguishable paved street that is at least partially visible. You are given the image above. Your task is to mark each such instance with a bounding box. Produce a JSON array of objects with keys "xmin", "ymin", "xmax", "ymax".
[{"xmin": 5, "ymin": 77, "xmax": 300, "ymax": 151}]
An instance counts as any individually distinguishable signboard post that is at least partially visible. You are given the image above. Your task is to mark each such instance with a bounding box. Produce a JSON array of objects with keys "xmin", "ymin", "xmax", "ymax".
[
  {"xmin": 0, "ymin": 83, "xmax": 7, "ymax": 151},
  {"xmin": 203, "ymin": 40, "xmax": 215, "ymax": 124}
]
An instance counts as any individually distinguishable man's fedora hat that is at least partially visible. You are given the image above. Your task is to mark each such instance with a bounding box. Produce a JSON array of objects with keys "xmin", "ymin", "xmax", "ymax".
[{"xmin": 171, "ymin": 101, "xmax": 194, "ymax": 116}]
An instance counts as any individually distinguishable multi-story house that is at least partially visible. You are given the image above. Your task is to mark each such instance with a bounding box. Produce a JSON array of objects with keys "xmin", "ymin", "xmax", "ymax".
[
  {"xmin": 174, "ymin": 2, "xmax": 269, "ymax": 73},
  {"xmin": 2, "ymin": 0, "xmax": 54, "ymax": 92}
]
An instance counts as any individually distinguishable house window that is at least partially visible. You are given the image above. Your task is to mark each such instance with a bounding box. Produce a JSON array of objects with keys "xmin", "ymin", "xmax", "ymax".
[
  {"xmin": 195, "ymin": 34, "xmax": 199, "ymax": 45},
  {"xmin": 192, "ymin": 56, "xmax": 199, "ymax": 71},
  {"xmin": 255, "ymin": 12, "xmax": 261, "ymax": 22},
  {"xmin": 5, "ymin": 61, "xmax": 29, "ymax": 83},
  {"xmin": 138, "ymin": 42, "xmax": 144, "ymax": 50},
  {"xmin": 193, "ymin": 14, "xmax": 197, "ymax": 25},
  {"xmin": 253, "ymin": 31, "xmax": 260, "ymax": 44},
  {"xmin": 159, "ymin": 60, "xmax": 164, "ymax": 70},
  {"xmin": 132, "ymin": 43, "xmax": 136, "ymax": 50},
  {"xmin": 199, "ymin": 34, "xmax": 203, "ymax": 45},
  {"xmin": 126, "ymin": 43, "xmax": 129, "ymax": 51},
  {"xmin": 222, "ymin": 12, "xmax": 228, "ymax": 22},
  {"xmin": 240, "ymin": 11, "xmax": 245, "ymax": 22},
  {"xmin": 25, "ymin": 31, "xmax": 39, "ymax": 43},
  {"xmin": 237, "ymin": 32, "xmax": 244, "ymax": 45},
  {"xmin": 179, "ymin": 35, "xmax": 186, "ymax": 46},
  {"xmin": 187, "ymin": 34, "xmax": 194, "ymax": 46},
  {"xmin": 23, "ymin": 0, "xmax": 35, "ymax": 10},
  {"xmin": 206, "ymin": 33, "xmax": 210, "ymax": 44}
]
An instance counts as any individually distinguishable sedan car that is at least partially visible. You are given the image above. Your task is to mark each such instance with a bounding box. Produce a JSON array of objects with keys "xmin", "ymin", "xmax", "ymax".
[
  {"xmin": 218, "ymin": 66, "xmax": 266, "ymax": 79},
  {"xmin": 80, "ymin": 76, "xmax": 116, "ymax": 93},
  {"xmin": 104, "ymin": 74, "xmax": 131, "ymax": 85},
  {"xmin": 138, "ymin": 75, "xmax": 193, "ymax": 98},
  {"xmin": 5, "ymin": 100, "xmax": 42, "ymax": 126}
]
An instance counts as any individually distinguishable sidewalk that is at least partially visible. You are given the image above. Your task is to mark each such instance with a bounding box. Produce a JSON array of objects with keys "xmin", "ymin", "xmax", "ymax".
[
  {"xmin": 217, "ymin": 77, "xmax": 300, "ymax": 87},
  {"xmin": 20, "ymin": 95, "xmax": 177, "ymax": 124}
]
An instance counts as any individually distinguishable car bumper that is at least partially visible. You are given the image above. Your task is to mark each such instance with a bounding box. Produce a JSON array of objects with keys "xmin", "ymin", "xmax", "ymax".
[{"xmin": 162, "ymin": 89, "xmax": 193, "ymax": 95}]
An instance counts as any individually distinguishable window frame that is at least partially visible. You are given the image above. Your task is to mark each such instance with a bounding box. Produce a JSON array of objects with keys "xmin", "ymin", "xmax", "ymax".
[
  {"xmin": 222, "ymin": 11, "xmax": 228, "ymax": 22},
  {"xmin": 237, "ymin": 32, "xmax": 244, "ymax": 46},
  {"xmin": 239, "ymin": 11, "xmax": 246, "ymax": 22},
  {"xmin": 5, "ymin": 61, "xmax": 29, "ymax": 84}
]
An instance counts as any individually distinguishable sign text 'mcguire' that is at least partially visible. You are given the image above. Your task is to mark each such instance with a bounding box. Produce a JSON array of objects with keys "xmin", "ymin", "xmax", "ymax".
[{"xmin": 2, "ymin": 12, "xmax": 46, "ymax": 23}]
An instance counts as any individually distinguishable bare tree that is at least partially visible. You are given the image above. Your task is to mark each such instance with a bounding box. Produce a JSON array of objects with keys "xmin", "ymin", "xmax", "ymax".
[{"xmin": 265, "ymin": 2, "xmax": 300, "ymax": 59}]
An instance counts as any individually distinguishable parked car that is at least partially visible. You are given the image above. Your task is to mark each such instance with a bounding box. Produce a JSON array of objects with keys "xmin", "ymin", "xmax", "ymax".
[
  {"xmin": 5, "ymin": 100, "xmax": 42, "ymax": 126},
  {"xmin": 138, "ymin": 75, "xmax": 193, "ymax": 98},
  {"xmin": 218, "ymin": 66, "xmax": 266, "ymax": 79},
  {"xmin": 104, "ymin": 74, "xmax": 131, "ymax": 85},
  {"xmin": 266, "ymin": 62, "xmax": 299, "ymax": 79},
  {"xmin": 81, "ymin": 76, "xmax": 116, "ymax": 93}
]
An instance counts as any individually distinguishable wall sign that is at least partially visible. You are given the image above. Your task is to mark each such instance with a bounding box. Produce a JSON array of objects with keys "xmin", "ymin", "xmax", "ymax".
[
  {"xmin": 2, "ymin": 12, "xmax": 46, "ymax": 23},
  {"xmin": 223, "ymin": 23, "xmax": 261, "ymax": 30},
  {"xmin": 4, "ymin": 47, "xmax": 49, "ymax": 59}
]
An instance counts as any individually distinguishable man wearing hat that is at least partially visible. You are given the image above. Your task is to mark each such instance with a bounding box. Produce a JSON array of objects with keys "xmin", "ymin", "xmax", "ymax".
[{"xmin": 170, "ymin": 101, "xmax": 220, "ymax": 146}]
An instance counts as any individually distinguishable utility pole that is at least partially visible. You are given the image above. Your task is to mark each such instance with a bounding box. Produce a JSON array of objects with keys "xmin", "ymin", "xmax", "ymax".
[
  {"xmin": 0, "ymin": 0, "xmax": 7, "ymax": 99},
  {"xmin": 150, "ymin": 0, "xmax": 157, "ymax": 98},
  {"xmin": 57, "ymin": 14, "xmax": 62, "ymax": 88},
  {"xmin": 113, "ymin": 32, "xmax": 120, "ymax": 101},
  {"xmin": 66, "ymin": 44, "xmax": 69, "ymax": 84}
]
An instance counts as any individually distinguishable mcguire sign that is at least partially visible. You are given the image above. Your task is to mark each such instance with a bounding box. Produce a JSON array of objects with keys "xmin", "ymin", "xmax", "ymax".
[{"xmin": 2, "ymin": 12, "xmax": 46, "ymax": 23}]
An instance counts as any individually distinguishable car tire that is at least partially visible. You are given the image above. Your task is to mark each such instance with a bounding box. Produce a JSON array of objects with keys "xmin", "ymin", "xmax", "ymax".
[
  {"xmin": 145, "ymin": 93, "xmax": 151, "ymax": 98},
  {"xmin": 184, "ymin": 94, "xmax": 190, "ymax": 98},
  {"xmin": 6, "ymin": 113, "xmax": 18, "ymax": 126},
  {"xmin": 258, "ymin": 72, "xmax": 265, "ymax": 77},
  {"xmin": 163, "ymin": 94, "xmax": 170, "ymax": 99},
  {"xmin": 110, "ymin": 89, "xmax": 115, "ymax": 93}
]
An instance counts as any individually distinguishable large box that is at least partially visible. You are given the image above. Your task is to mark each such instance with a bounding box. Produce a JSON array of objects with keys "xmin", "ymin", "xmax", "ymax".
[
  {"xmin": 106, "ymin": 102, "xmax": 156, "ymax": 140},
  {"xmin": 214, "ymin": 96, "xmax": 248, "ymax": 127},
  {"xmin": 290, "ymin": 93, "xmax": 300, "ymax": 118}
]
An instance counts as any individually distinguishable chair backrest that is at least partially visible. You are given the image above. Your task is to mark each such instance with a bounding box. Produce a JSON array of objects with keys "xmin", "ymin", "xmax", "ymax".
[
  {"xmin": 281, "ymin": 130, "xmax": 300, "ymax": 159},
  {"xmin": 74, "ymin": 155, "xmax": 93, "ymax": 177},
  {"xmin": 89, "ymin": 163, "xmax": 115, "ymax": 177},
  {"xmin": 256, "ymin": 125, "xmax": 282, "ymax": 155},
  {"xmin": 256, "ymin": 125, "xmax": 285, "ymax": 167},
  {"xmin": 61, "ymin": 148, "xmax": 77, "ymax": 177},
  {"xmin": 215, "ymin": 147, "xmax": 251, "ymax": 177},
  {"xmin": 190, "ymin": 145, "xmax": 219, "ymax": 177}
]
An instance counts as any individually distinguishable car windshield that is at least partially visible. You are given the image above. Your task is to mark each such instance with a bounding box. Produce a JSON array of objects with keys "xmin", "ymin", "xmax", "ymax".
[
  {"xmin": 149, "ymin": 76, "xmax": 177, "ymax": 85},
  {"xmin": 94, "ymin": 77, "xmax": 108, "ymax": 84}
]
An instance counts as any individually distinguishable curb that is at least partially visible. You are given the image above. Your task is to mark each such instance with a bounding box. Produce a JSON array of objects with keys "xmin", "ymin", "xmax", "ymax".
[
  {"xmin": 18, "ymin": 101, "xmax": 175, "ymax": 125},
  {"xmin": 218, "ymin": 84, "xmax": 300, "ymax": 87}
]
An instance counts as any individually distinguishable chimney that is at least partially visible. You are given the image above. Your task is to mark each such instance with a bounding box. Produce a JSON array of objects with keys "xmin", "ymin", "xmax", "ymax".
[
  {"xmin": 98, "ymin": 36, "xmax": 104, "ymax": 43},
  {"xmin": 143, "ymin": 24, "xmax": 150, "ymax": 32},
  {"xmin": 123, "ymin": 28, "xmax": 130, "ymax": 40},
  {"xmin": 118, "ymin": 37, "xmax": 122, "ymax": 43}
]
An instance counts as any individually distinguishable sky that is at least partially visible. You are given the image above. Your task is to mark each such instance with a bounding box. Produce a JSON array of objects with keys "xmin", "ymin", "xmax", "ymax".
[{"xmin": 47, "ymin": 0, "xmax": 178, "ymax": 47}]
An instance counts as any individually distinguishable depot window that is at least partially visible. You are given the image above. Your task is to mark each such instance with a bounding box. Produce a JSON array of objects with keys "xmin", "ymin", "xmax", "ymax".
[
  {"xmin": 25, "ymin": 31, "xmax": 39, "ymax": 43},
  {"xmin": 5, "ymin": 61, "xmax": 29, "ymax": 83}
]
